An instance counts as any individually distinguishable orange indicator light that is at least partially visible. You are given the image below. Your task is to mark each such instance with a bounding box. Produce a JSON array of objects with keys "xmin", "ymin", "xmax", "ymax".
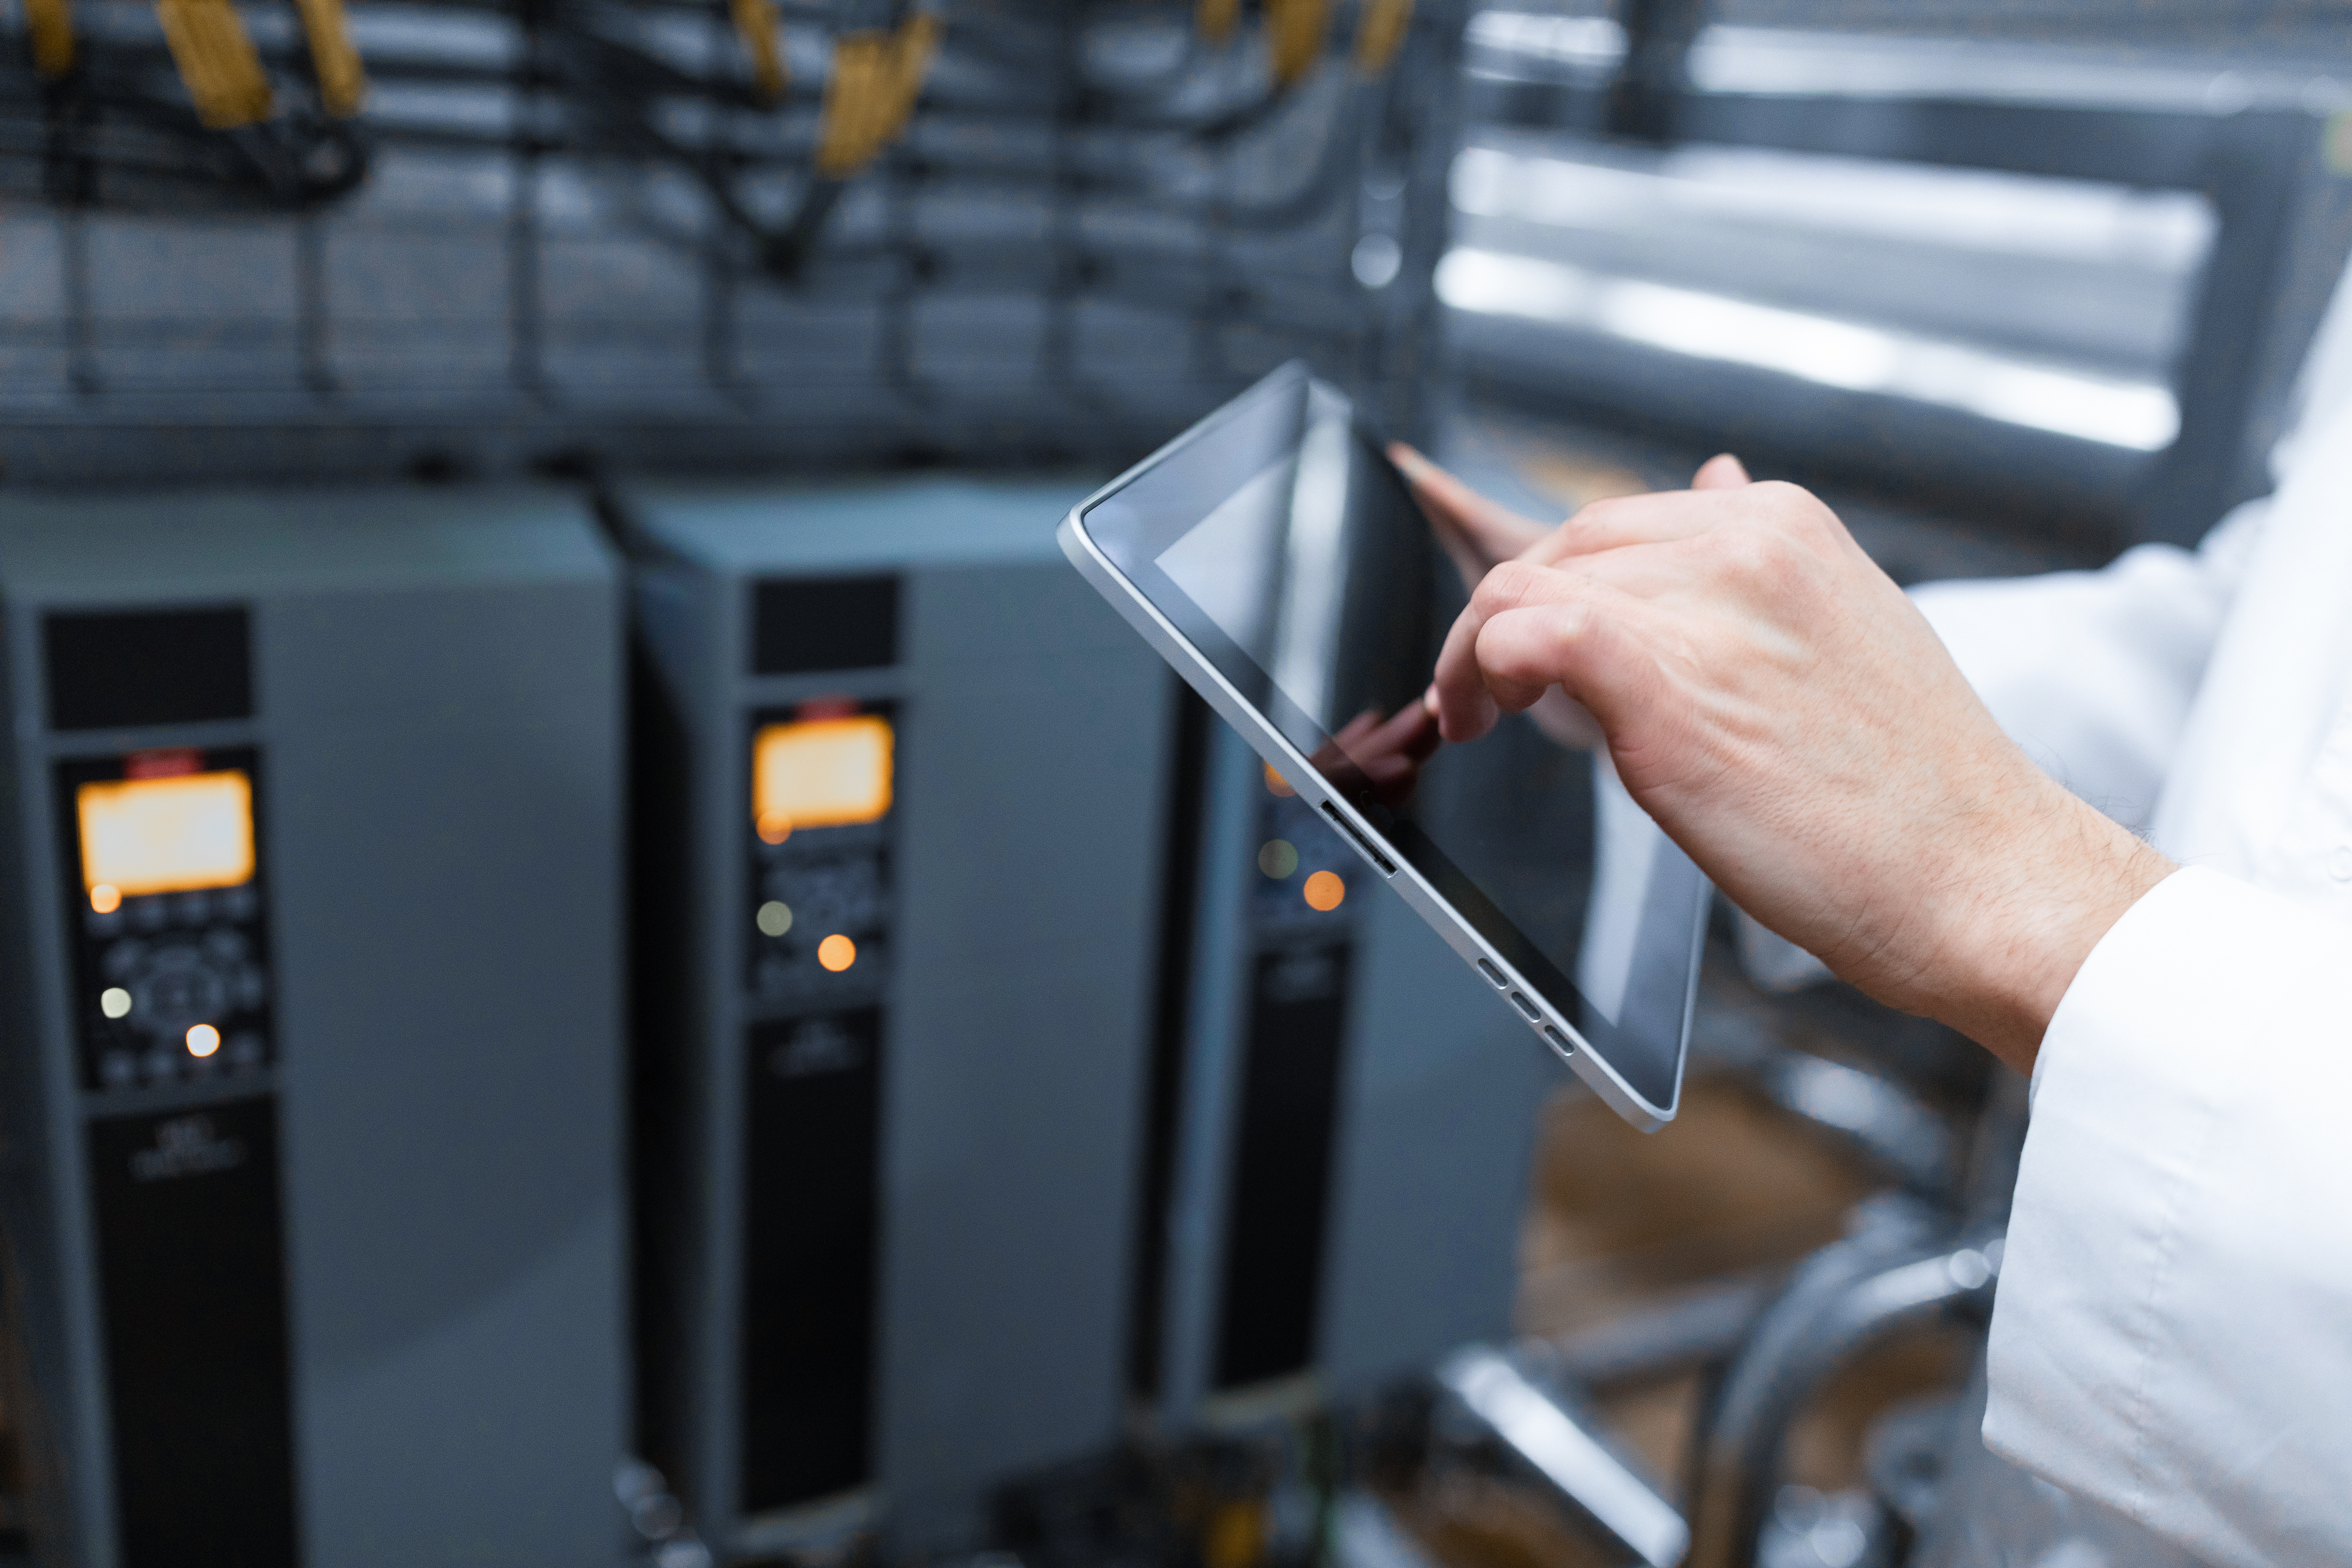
[
  {"xmin": 754, "ymin": 714, "xmax": 894, "ymax": 836},
  {"xmin": 186, "ymin": 1024, "xmax": 221, "ymax": 1058},
  {"xmin": 817, "ymin": 934, "xmax": 857, "ymax": 972},
  {"xmin": 1303, "ymin": 870, "xmax": 1346, "ymax": 912},
  {"xmin": 90, "ymin": 883, "xmax": 122, "ymax": 914}
]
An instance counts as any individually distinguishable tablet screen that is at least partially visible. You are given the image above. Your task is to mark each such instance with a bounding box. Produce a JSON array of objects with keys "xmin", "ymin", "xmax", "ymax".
[{"xmin": 1082, "ymin": 369, "xmax": 1704, "ymax": 1110}]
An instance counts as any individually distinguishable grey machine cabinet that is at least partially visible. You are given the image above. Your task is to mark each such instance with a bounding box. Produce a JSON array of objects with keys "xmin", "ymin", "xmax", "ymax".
[
  {"xmin": 1140, "ymin": 711, "xmax": 1560, "ymax": 1429},
  {"xmin": 0, "ymin": 490, "xmax": 628, "ymax": 1567},
  {"xmin": 624, "ymin": 479, "xmax": 1175, "ymax": 1558}
]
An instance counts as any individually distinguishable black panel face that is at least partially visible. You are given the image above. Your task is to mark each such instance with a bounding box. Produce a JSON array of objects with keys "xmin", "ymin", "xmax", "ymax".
[
  {"xmin": 738, "ymin": 695, "xmax": 897, "ymax": 1511},
  {"xmin": 56, "ymin": 749, "xmax": 276, "ymax": 1094},
  {"xmin": 629, "ymin": 644, "xmax": 697, "ymax": 1482},
  {"xmin": 88, "ymin": 1098, "xmax": 298, "ymax": 1568},
  {"xmin": 740, "ymin": 1008, "xmax": 882, "ymax": 1512},
  {"xmin": 1212, "ymin": 939, "xmax": 1352, "ymax": 1391},
  {"xmin": 45, "ymin": 607, "xmax": 253, "ymax": 732},
  {"xmin": 750, "ymin": 576, "xmax": 898, "ymax": 676}
]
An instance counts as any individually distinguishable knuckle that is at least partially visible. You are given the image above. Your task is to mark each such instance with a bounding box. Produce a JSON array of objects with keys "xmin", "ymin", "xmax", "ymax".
[
  {"xmin": 1477, "ymin": 558, "xmax": 1547, "ymax": 609},
  {"xmin": 1752, "ymin": 481, "xmax": 1834, "ymax": 540},
  {"xmin": 1715, "ymin": 525, "xmax": 1783, "ymax": 583}
]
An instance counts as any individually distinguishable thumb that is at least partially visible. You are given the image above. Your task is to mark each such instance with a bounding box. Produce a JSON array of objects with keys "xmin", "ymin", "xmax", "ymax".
[{"xmin": 1693, "ymin": 453, "xmax": 1750, "ymax": 490}]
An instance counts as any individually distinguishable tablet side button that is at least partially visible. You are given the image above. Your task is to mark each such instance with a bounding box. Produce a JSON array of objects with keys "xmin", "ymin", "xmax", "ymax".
[{"xmin": 1317, "ymin": 800, "xmax": 1396, "ymax": 876}]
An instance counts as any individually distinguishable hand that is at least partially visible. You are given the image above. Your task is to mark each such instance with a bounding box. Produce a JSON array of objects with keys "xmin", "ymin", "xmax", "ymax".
[
  {"xmin": 1428, "ymin": 460, "xmax": 2173, "ymax": 1071},
  {"xmin": 1390, "ymin": 441, "xmax": 1631, "ymax": 749}
]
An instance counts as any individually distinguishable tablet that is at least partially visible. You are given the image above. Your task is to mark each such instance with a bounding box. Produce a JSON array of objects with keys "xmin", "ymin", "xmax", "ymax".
[{"xmin": 1058, "ymin": 363, "xmax": 1707, "ymax": 1130}]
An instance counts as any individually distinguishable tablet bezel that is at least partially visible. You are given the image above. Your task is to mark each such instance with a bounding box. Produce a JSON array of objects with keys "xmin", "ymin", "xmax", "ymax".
[{"xmin": 1057, "ymin": 363, "xmax": 1700, "ymax": 1130}]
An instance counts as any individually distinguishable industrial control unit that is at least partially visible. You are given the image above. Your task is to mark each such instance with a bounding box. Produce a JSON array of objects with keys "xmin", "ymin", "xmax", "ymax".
[
  {"xmin": 624, "ymin": 479, "xmax": 1177, "ymax": 1558},
  {"xmin": 0, "ymin": 490, "xmax": 627, "ymax": 1567},
  {"xmin": 1137, "ymin": 707, "xmax": 1560, "ymax": 1427}
]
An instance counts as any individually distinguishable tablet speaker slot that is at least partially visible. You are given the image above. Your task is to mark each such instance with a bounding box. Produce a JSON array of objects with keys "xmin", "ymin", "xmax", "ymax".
[
  {"xmin": 1317, "ymin": 801, "xmax": 1395, "ymax": 876},
  {"xmin": 1476, "ymin": 959, "xmax": 1505, "ymax": 988},
  {"xmin": 1541, "ymin": 1025, "xmax": 1574, "ymax": 1056},
  {"xmin": 1508, "ymin": 992, "xmax": 1540, "ymax": 1021}
]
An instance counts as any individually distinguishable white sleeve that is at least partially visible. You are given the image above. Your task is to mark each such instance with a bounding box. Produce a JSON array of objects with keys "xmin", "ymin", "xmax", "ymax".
[{"xmin": 1984, "ymin": 867, "xmax": 2352, "ymax": 1568}]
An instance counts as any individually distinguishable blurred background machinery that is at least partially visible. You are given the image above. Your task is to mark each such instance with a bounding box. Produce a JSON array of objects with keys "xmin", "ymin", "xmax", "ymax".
[
  {"xmin": 4, "ymin": 0, "xmax": 2352, "ymax": 1564},
  {"xmin": 0, "ymin": 491, "xmax": 625, "ymax": 1566},
  {"xmin": 623, "ymin": 477, "xmax": 1180, "ymax": 1562},
  {"xmin": 0, "ymin": 0, "xmax": 1465, "ymax": 482}
]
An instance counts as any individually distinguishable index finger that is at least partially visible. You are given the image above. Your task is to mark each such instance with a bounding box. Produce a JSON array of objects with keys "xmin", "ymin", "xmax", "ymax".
[
  {"xmin": 1430, "ymin": 558, "xmax": 1637, "ymax": 743},
  {"xmin": 1389, "ymin": 443, "xmax": 1551, "ymax": 583}
]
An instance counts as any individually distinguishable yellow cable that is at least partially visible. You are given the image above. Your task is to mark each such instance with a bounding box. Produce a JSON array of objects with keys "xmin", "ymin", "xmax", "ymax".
[
  {"xmin": 1266, "ymin": 0, "xmax": 1328, "ymax": 87},
  {"xmin": 24, "ymin": 0, "xmax": 75, "ymax": 78},
  {"xmin": 816, "ymin": 29, "xmax": 884, "ymax": 174},
  {"xmin": 1352, "ymin": 0, "xmax": 1411, "ymax": 72},
  {"xmin": 1196, "ymin": 0, "xmax": 1240, "ymax": 46},
  {"xmin": 154, "ymin": 0, "xmax": 273, "ymax": 128},
  {"xmin": 732, "ymin": 0, "xmax": 785, "ymax": 101},
  {"xmin": 294, "ymin": 0, "xmax": 366, "ymax": 115},
  {"xmin": 814, "ymin": 12, "xmax": 938, "ymax": 178}
]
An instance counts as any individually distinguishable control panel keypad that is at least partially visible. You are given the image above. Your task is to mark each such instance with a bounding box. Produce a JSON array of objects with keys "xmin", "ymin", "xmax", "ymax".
[
  {"xmin": 77, "ymin": 889, "xmax": 275, "ymax": 1092},
  {"xmin": 748, "ymin": 821, "xmax": 892, "ymax": 1006}
]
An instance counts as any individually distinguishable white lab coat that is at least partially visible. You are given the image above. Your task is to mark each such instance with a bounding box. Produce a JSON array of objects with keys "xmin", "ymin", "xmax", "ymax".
[{"xmin": 1865, "ymin": 292, "xmax": 2352, "ymax": 1562}]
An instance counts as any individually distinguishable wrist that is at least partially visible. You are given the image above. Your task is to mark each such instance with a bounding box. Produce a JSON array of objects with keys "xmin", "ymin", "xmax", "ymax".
[{"xmin": 1935, "ymin": 779, "xmax": 2174, "ymax": 1073}]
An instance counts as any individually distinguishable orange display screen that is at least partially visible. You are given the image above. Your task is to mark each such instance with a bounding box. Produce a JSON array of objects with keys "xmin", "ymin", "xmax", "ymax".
[
  {"xmin": 77, "ymin": 770, "xmax": 255, "ymax": 897},
  {"xmin": 752, "ymin": 715, "xmax": 894, "ymax": 842}
]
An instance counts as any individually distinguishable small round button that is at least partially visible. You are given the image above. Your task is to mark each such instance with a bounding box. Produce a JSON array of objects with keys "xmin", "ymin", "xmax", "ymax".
[{"xmin": 2330, "ymin": 844, "xmax": 2352, "ymax": 883}]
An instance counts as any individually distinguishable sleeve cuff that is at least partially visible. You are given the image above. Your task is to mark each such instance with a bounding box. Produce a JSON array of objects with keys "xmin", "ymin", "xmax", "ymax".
[{"xmin": 1984, "ymin": 866, "xmax": 2352, "ymax": 1567}]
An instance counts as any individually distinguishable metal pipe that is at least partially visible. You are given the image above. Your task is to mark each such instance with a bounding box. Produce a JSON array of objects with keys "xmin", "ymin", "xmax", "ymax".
[
  {"xmin": 1437, "ymin": 1345, "xmax": 1691, "ymax": 1568},
  {"xmin": 1681, "ymin": 1210, "xmax": 2001, "ymax": 1568}
]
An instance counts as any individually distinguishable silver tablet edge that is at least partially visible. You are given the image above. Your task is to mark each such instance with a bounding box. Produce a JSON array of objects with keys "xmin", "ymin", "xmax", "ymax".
[{"xmin": 1058, "ymin": 506, "xmax": 1689, "ymax": 1133}]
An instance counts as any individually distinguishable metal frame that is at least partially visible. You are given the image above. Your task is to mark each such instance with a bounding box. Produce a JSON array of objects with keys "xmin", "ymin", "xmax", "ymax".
[{"xmin": 1464, "ymin": 26, "xmax": 2352, "ymax": 546}]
